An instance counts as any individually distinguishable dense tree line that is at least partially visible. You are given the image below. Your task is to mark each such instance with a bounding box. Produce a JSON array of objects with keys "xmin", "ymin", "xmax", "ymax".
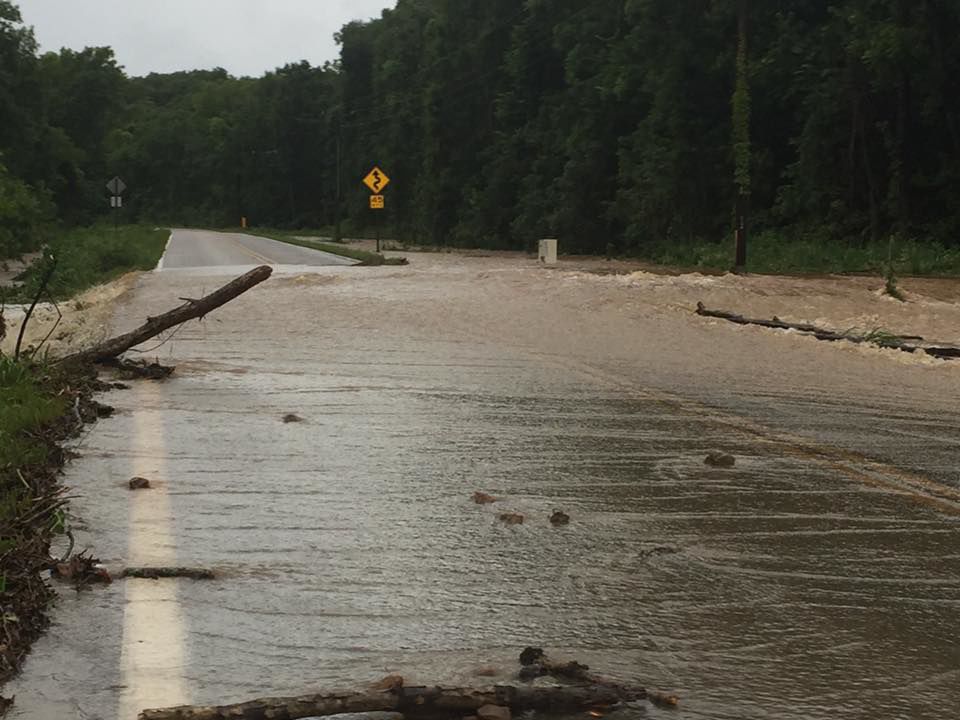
[{"xmin": 3, "ymin": 0, "xmax": 960, "ymax": 259}]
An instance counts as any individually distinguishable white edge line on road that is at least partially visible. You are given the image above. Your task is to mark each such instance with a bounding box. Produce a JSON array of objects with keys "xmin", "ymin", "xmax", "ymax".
[
  {"xmin": 155, "ymin": 231, "xmax": 174, "ymax": 271},
  {"xmin": 118, "ymin": 382, "xmax": 189, "ymax": 719}
]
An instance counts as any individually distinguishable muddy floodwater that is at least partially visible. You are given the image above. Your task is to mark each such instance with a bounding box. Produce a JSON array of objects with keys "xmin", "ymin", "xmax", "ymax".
[{"xmin": 6, "ymin": 241, "xmax": 960, "ymax": 719}]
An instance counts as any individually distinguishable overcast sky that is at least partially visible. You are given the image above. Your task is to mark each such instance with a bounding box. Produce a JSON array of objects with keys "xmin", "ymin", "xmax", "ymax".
[{"xmin": 17, "ymin": 1, "xmax": 396, "ymax": 77}]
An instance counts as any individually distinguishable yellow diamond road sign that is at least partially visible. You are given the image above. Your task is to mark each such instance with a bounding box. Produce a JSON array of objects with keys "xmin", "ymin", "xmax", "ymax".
[{"xmin": 363, "ymin": 167, "xmax": 390, "ymax": 194}]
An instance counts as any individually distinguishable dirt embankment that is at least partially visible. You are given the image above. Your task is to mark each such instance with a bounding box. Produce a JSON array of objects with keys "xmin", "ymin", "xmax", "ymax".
[{"xmin": 1, "ymin": 272, "xmax": 140, "ymax": 358}]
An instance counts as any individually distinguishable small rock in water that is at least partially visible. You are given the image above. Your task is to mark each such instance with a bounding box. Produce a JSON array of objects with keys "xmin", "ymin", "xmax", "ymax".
[
  {"xmin": 477, "ymin": 705, "xmax": 511, "ymax": 720},
  {"xmin": 648, "ymin": 691, "xmax": 680, "ymax": 707},
  {"xmin": 282, "ymin": 413, "xmax": 304, "ymax": 423},
  {"xmin": 499, "ymin": 512, "xmax": 524, "ymax": 525},
  {"xmin": 472, "ymin": 491, "xmax": 497, "ymax": 504},
  {"xmin": 128, "ymin": 477, "xmax": 151, "ymax": 490},
  {"xmin": 519, "ymin": 647, "xmax": 544, "ymax": 666},
  {"xmin": 92, "ymin": 400, "xmax": 115, "ymax": 418},
  {"xmin": 370, "ymin": 674, "xmax": 404, "ymax": 691},
  {"xmin": 549, "ymin": 510, "xmax": 570, "ymax": 526},
  {"xmin": 704, "ymin": 452, "xmax": 736, "ymax": 468}
]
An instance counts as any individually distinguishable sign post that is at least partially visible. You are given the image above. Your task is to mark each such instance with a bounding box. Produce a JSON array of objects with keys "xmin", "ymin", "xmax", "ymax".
[
  {"xmin": 106, "ymin": 176, "xmax": 127, "ymax": 232},
  {"xmin": 363, "ymin": 167, "xmax": 390, "ymax": 253}
]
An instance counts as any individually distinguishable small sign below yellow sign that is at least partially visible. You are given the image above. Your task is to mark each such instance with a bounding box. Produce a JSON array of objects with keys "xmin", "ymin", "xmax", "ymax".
[
  {"xmin": 370, "ymin": 194, "xmax": 385, "ymax": 210},
  {"xmin": 363, "ymin": 166, "xmax": 390, "ymax": 194}
]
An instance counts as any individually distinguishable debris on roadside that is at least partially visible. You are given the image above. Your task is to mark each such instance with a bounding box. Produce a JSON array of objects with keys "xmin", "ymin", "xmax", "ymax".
[
  {"xmin": 499, "ymin": 512, "xmax": 525, "ymax": 525},
  {"xmin": 101, "ymin": 357, "xmax": 175, "ymax": 381},
  {"xmin": 88, "ymin": 400, "xmax": 115, "ymax": 419},
  {"xmin": 472, "ymin": 491, "xmax": 497, "ymax": 504},
  {"xmin": 128, "ymin": 477, "xmax": 151, "ymax": 490},
  {"xmin": 50, "ymin": 551, "xmax": 112, "ymax": 589},
  {"xmin": 122, "ymin": 567, "xmax": 215, "ymax": 581},
  {"xmin": 282, "ymin": 413, "xmax": 304, "ymax": 423},
  {"xmin": 549, "ymin": 510, "xmax": 570, "ymax": 526},
  {"xmin": 705, "ymin": 452, "xmax": 736, "ymax": 468},
  {"xmin": 139, "ymin": 646, "xmax": 669, "ymax": 720},
  {"xmin": 695, "ymin": 301, "xmax": 960, "ymax": 360}
]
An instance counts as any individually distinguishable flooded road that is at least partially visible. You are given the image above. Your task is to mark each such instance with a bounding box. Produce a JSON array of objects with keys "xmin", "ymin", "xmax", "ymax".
[{"xmin": 6, "ymin": 232, "xmax": 960, "ymax": 719}]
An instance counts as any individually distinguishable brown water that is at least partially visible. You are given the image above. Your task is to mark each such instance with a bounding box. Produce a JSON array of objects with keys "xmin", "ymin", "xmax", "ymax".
[{"xmin": 6, "ymin": 250, "xmax": 960, "ymax": 719}]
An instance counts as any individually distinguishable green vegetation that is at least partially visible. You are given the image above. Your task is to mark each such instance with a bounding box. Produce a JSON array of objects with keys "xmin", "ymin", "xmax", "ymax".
[
  {"xmin": 635, "ymin": 233, "xmax": 960, "ymax": 276},
  {"xmin": 0, "ymin": 354, "xmax": 87, "ymax": 688},
  {"xmin": 250, "ymin": 230, "xmax": 408, "ymax": 266},
  {"xmin": 0, "ymin": 359, "xmax": 64, "ymax": 473},
  {"xmin": 8, "ymin": 225, "xmax": 168, "ymax": 302},
  {"xmin": 3, "ymin": 0, "xmax": 960, "ymax": 274}
]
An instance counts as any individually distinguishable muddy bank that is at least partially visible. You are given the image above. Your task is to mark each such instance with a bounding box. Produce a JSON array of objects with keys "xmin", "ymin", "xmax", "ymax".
[{"xmin": 0, "ymin": 272, "xmax": 140, "ymax": 358}]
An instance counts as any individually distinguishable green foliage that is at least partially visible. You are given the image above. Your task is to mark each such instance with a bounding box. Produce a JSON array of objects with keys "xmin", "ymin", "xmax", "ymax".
[
  {"xmin": 2, "ymin": 0, "xmax": 960, "ymax": 273},
  {"xmin": 0, "ymin": 357, "xmax": 64, "ymax": 472},
  {"xmin": 0, "ymin": 160, "xmax": 54, "ymax": 258},
  {"xmin": 883, "ymin": 266, "xmax": 905, "ymax": 301},
  {"xmin": 634, "ymin": 231, "xmax": 960, "ymax": 276},
  {"xmin": 11, "ymin": 225, "xmax": 168, "ymax": 301}
]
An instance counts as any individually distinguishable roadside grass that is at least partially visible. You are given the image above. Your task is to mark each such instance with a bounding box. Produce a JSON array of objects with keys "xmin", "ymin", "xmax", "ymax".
[
  {"xmin": 0, "ymin": 358, "xmax": 64, "ymax": 473},
  {"xmin": 636, "ymin": 232, "xmax": 960, "ymax": 277},
  {"xmin": 0, "ymin": 357, "xmax": 66, "ymax": 582},
  {"xmin": 246, "ymin": 229, "xmax": 408, "ymax": 266},
  {"xmin": 0, "ymin": 354, "xmax": 80, "ymax": 690},
  {"xmin": 4, "ymin": 225, "xmax": 168, "ymax": 303}
]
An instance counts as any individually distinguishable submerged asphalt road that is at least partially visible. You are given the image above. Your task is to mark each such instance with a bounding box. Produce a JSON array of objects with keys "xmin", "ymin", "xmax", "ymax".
[
  {"xmin": 5, "ymin": 247, "xmax": 960, "ymax": 720},
  {"xmin": 159, "ymin": 229, "xmax": 359, "ymax": 269}
]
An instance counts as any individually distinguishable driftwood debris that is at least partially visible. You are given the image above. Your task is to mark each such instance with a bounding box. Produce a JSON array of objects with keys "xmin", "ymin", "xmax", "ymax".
[
  {"xmin": 139, "ymin": 648, "xmax": 665, "ymax": 720},
  {"xmin": 123, "ymin": 567, "xmax": 215, "ymax": 580},
  {"xmin": 101, "ymin": 357, "xmax": 176, "ymax": 380},
  {"xmin": 62, "ymin": 265, "xmax": 273, "ymax": 366},
  {"xmin": 139, "ymin": 684, "xmax": 641, "ymax": 720},
  {"xmin": 696, "ymin": 302, "xmax": 960, "ymax": 359}
]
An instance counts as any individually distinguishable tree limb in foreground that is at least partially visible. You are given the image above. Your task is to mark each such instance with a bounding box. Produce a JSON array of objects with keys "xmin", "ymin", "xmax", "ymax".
[
  {"xmin": 139, "ymin": 684, "xmax": 646, "ymax": 720},
  {"xmin": 61, "ymin": 265, "xmax": 273, "ymax": 366}
]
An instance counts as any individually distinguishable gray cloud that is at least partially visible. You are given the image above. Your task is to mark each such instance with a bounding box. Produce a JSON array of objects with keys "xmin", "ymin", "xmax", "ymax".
[{"xmin": 17, "ymin": 0, "xmax": 394, "ymax": 77}]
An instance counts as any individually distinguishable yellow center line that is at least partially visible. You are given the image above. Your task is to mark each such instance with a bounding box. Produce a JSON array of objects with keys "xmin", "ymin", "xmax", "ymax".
[{"xmin": 226, "ymin": 234, "xmax": 276, "ymax": 265}]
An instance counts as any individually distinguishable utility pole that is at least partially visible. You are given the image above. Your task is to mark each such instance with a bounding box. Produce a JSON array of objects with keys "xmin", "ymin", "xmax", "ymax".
[
  {"xmin": 732, "ymin": 0, "xmax": 751, "ymax": 272},
  {"xmin": 334, "ymin": 110, "xmax": 343, "ymax": 243}
]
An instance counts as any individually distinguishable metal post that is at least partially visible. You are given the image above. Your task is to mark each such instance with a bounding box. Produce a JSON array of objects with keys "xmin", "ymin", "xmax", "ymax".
[
  {"xmin": 334, "ymin": 114, "xmax": 342, "ymax": 243},
  {"xmin": 734, "ymin": 193, "xmax": 747, "ymax": 271}
]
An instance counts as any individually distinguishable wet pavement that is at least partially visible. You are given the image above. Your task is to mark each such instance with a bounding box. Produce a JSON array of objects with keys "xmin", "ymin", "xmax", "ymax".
[
  {"xmin": 5, "ymin": 233, "xmax": 960, "ymax": 719},
  {"xmin": 159, "ymin": 229, "xmax": 359, "ymax": 268}
]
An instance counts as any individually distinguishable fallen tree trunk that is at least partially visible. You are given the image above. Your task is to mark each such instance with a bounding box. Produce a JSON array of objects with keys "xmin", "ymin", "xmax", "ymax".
[
  {"xmin": 61, "ymin": 265, "xmax": 273, "ymax": 365},
  {"xmin": 696, "ymin": 301, "xmax": 960, "ymax": 359},
  {"xmin": 139, "ymin": 684, "xmax": 644, "ymax": 720}
]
